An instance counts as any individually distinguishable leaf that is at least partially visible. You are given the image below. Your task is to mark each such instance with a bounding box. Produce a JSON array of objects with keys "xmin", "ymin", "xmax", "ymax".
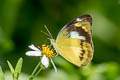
[
  {"xmin": 7, "ymin": 60, "xmax": 15, "ymax": 78},
  {"xmin": 0, "ymin": 66, "xmax": 5, "ymax": 80},
  {"xmin": 14, "ymin": 57, "xmax": 23, "ymax": 79}
]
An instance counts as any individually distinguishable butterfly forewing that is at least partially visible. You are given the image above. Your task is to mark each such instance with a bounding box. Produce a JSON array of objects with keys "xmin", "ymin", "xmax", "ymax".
[{"xmin": 55, "ymin": 14, "xmax": 93, "ymax": 67}]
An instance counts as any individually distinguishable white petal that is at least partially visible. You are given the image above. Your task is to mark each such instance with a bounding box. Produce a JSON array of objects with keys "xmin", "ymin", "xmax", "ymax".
[
  {"xmin": 41, "ymin": 55, "xmax": 49, "ymax": 68},
  {"xmin": 26, "ymin": 51, "xmax": 42, "ymax": 56},
  {"xmin": 29, "ymin": 44, "xmax": 40, "ymax": 51},
  {"xmin": 50, "ymin": 58, "xmax": 57, "ymax": 72}
]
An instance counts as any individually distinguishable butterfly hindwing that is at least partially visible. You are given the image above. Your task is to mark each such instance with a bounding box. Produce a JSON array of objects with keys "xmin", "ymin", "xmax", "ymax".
[{"xmin": 54, "ymin": 14, "xmax": 93, "ymax": 67}]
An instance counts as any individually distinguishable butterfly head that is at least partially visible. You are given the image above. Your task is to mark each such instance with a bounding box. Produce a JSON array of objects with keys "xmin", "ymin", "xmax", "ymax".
[{"xmin": 50, "ymin": 39, "xmax": 56, "ymax": 45}]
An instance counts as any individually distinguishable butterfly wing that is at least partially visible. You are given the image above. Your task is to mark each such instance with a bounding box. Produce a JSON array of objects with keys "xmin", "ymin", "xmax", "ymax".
[{"xmin": 55, "ymin": 14, "xmax": 93, "ymax": 67}]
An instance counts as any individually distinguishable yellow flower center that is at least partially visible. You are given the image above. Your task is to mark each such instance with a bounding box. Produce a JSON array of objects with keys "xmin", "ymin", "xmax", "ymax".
[{"xmin": 42, "ymin": 44, "xmax": 55, "ymax": 58}]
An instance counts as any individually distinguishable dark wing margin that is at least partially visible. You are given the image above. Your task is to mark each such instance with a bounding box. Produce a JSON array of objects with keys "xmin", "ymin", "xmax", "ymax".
[
  {"xmin": 78, "ymin": 14, "xmax": 92, "ymax": 25},
  {"xmin": 56, "ymin": 14, "xmax": 93, "ymax": 42},
  {"xmin": 65, "ymin": 14, "xmax": 92, "ymax": 28}
]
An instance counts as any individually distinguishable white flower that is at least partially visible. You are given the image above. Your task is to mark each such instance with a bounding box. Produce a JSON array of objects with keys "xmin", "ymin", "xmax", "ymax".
[
  {"xmin": 25, "ymin": 44, "xmax": 57, "ymax": 72},
  {"xmin": 41, "ymin": 55, "xmax": 49, "ymax": 68}
]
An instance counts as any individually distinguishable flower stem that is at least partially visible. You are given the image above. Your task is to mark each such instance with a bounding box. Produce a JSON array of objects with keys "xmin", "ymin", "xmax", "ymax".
[
  {"xmin": 31, "ymin": 61, "xmax": 41, "ymax": 76},
  {"xmin": 35, "ymin": 64, "xmax": 45, "ymax": 77},
  {"xmin": 29, "ymin": 61, "xmax": 45, "ymax": 80},
  {"xmin": 34, "ymin": 68, "xmax": 42, "ymax": 77},
  {"xmin": 29, "ymin": 61, "xmax": 41, "ymax": 80}
]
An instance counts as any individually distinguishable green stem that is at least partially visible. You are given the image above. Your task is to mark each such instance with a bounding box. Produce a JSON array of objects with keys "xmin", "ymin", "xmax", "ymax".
[
  {"xmin": 34, "ymin": 67, "xmax": 42, "ymax": 77},
  {"xmin": 33, "ymin": 64, "xmax": 45, "ymax": 77},
  {"xmin": 31, "ymin": 62, "xmax": 41, "ymax": 76},
  {"xmin": 29, "ymin": 61, "xmax": 45, "ymax": 80}
]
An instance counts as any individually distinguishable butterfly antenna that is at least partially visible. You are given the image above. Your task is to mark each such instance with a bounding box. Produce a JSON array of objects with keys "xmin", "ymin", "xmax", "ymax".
[
  {"xmin": 44, "ymin": 25, "xmax": 53, "ymax": 39},
  {"xmin": 41, "ymin": 30, "xmax": 51, "ymax": 38}
]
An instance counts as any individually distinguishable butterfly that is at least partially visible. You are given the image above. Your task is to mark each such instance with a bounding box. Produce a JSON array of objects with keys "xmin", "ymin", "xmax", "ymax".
[{"xmin": 43, "ymin": 14, "xmax": 94, "ymax": 67}]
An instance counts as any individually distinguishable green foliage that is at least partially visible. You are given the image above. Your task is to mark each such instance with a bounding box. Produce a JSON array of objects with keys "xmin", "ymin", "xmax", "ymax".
[
  {"xmin": 14, "ymin": 58, "xmax": 23, "ymax": 79},
  {"xmin": 0, "ymin": 66, "xmax": 5, "ymax": 80},
  {"xmin": 7, "ymin": 58, "xmax": 23, "ymax": 80},
  {"xmin": 0, "ymin": 58, "xmax": 120, "ymax": 80},
  {"xmin": 7, "ymin": 61, "xmax": 15, "ymax": 78}
]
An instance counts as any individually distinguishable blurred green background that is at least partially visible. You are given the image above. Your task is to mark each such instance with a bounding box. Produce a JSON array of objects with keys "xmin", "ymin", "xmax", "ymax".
[{"xmin": 0, "ymin": 0, "xmax": 120, "ymax": 80}]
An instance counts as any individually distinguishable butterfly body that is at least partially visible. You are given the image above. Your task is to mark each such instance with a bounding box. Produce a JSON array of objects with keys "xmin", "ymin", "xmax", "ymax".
[{"xmin": 50, "ymin": 14, "xmax": 93, "ymax": 67}]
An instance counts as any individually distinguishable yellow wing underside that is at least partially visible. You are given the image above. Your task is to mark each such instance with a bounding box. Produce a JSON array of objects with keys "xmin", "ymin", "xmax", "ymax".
[
  {"xmin": 54, "ymin": 21, "xmax": 93, "ymax": 67},
  {"xmin": 55, "ymin": 38, "xmax": 93, "ymax": 67}
]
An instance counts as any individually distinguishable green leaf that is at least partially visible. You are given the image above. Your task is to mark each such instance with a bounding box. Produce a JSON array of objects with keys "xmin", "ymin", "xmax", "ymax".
[
  {"xmin": 14, "ymin": 57, "xmax": 23, "ymax": 79},
  {"xmin": 0, "ymin": 66, "xmax": 5, "ymax": 80},
  {"xmin": 7, "ymin": 60, "xmax": 15, "ymax": 78}
]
